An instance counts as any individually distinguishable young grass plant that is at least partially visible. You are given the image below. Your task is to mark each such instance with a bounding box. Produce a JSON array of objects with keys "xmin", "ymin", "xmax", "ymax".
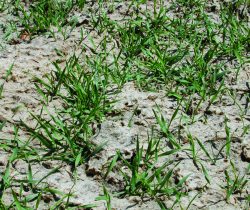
[
  {"xmin": 153, "ymin": 105, "xmax": 181, "ymax": 149},
  {"xmin": 0, "ymin": 143, "xmax": 71, "ymax": 209},
  {"xmin": 20, "ymin": 50, "xmax": 113, "ymax": 166},
  {"xmin": 0, "ymin": 63, "xmax": 14, "ymax": 99},
  {"xmin": 91, "ymin": 0, "xmax": 249, "ymax": 104},
  {"xmin": 14, "ymin": 0, "xmax": 72, "ymax": 36},
  {"xmin": 185, "ymin": 133, "xmax": 211, "ymax": 184},
  {"xmin": 224, "ymin": 118, "xmax": 232, "ymax": 159},
  {"xmin": 95, "ymin": 186, "xmax": 112, "ymax": 210},
  {"xmin": 9, "ymin": 0, "xmax": 87, "ymax": 39},
  {"xmin": 0, "ymin": 0, "xmax": 7, "ymax": 12},
  {"xmin": 105, "ymin": 136, "xmax": 187, "ymax": 209},
  {"xmin": 222, "ymin": 161, "xmax": 249, "ymax": 203}
]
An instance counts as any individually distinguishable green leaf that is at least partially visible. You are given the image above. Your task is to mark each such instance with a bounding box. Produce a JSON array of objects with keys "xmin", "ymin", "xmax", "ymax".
[
  {"xmin": 176, "ymin": 174, "xmax": 190, "ymax": 188},
  {"xmin": 75, "ymin": 150, "xmax": 82, "ymax": 168},
  {"xmin": 104, "ymin": 151, "xmax": 120, "ymax": 179},
  {"xmin": 196, "ymin": 139, "xmax": 213, "ymax": 162},
  {"xmin": 200, "ymin": 163, "xmax": 211, "ymax": 184},
  {"xmin": 12, "ymin": 189, "xmax": 26, "ymax": 210}
]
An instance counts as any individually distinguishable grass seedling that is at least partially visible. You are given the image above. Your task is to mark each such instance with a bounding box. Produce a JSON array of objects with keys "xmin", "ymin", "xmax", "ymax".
[
  {"xmin": 0, "ymin": 0, "xmax": 7, "ymax": 12},
  {"xmin": 0, "ymin": 63, "xmax": 13, "ymax": 99},
  {"xmin": 185, "ymin": 133, "xmax": 212, "ymax": 184},
  {"xmin": 0, "ymin": 159, "xmax": 72, "ymax": 209},
  {"xmin": 96, "ymin": 186, "xmax": 112, "ymax": 210},
  {"xmin": 224, "ymin": 118, "xmax": 231, "ymax": 159},
  {"xmin": 20, "ymin": 107, "xmax": 103, "ymax": 165},
  {"xmin": 187, "ymin": 134, "xmax": 198, "ymax": 167},
  {"xmin": 105, "ymin": 136, "xmax": 188, "ymax": 209},
  {"xmin": 0, "ymin": 144, "xmax": 62, "ymax": 209},
  {"xmin": 76, "ymin": 0, "xmax": 86, "ymax": 9},
  {"xmin": 153, "ymin": 105, "xmax": 181, "ymax": 149},
  {"xmin": 222, "ymin": 161, "xmax": 249, "ymax": 203},
  {"xmin": 10, "ymin": 0, "xmax": 85, "ymax": 38},
  {"xmin": 25, "ymin": 52, "xmax": 113, "ymax": 165},
  {"xmin": 128, "ymin": 105, "xmax": 139, "ymax": 127}
]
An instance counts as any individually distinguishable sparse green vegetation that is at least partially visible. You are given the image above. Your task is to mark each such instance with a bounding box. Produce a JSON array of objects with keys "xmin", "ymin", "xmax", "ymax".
[
  {"xmin": 0, "ymin": 0, "xmax": 249, "ymax": 209},
  {"xmin": 222, "ymin": 161, "xmax": 249, "ymax": 203},
  {"xmin": 105, "ymin": 136, "xmax": 187, "ymax": 209},
  {"xmin": 0, "ymin": 63, "xmax": 13, "ymax": 99}
]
